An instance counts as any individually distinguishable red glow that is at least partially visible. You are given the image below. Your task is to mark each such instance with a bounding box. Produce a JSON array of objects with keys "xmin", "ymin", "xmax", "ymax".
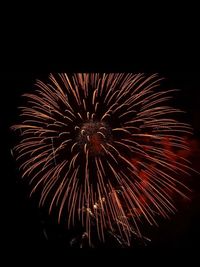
[{"xmin": 90, "ymin": 134, "xmax": 103, "ymax": 154}]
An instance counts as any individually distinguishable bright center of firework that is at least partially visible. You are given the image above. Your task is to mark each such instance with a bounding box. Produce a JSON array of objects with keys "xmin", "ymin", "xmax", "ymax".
[{"xmin": 78, "ymin": 121, "xmax": 110, "ymax": 155}]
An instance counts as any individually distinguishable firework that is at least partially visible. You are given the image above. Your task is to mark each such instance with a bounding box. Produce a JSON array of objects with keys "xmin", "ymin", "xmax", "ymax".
[{"xmin": 12, "ymin": 73, "xmax": 194, "ymax": 246}]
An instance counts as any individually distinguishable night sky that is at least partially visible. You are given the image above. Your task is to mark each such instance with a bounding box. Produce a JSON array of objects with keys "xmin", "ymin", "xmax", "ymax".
[
  {"xmin": 1, "ymin": 3, "xmax": 199, "ymax": 265},
  {"xmin": 1, "ymin": 70, "xmax": 200, "ymax": 250}
]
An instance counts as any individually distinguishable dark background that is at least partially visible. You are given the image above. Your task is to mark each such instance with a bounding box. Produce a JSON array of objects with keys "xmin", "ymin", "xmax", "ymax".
[
  {"xmin": 0, "ymin": 4, "xmax": 199, "ymax": 267},
  {"xmin": 1, "ymin": 70, "xmax": 200, "ymax": 250}
]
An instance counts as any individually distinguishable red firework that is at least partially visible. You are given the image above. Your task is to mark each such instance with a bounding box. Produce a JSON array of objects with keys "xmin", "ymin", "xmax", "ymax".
[{"xmin": 11, "ymin": 73, "xmax": 195, "ymax": 246}]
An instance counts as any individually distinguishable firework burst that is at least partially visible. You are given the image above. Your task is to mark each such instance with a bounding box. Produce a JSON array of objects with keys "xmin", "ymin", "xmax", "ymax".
[{"xmin": 12, "ymin": 73, "xmax": 194, "ymax": 246}]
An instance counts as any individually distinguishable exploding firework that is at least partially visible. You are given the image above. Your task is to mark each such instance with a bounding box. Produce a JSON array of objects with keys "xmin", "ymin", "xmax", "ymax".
[{"xmin": 11, "ymin": 73, "xmax": 194, "ymax": 247}]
